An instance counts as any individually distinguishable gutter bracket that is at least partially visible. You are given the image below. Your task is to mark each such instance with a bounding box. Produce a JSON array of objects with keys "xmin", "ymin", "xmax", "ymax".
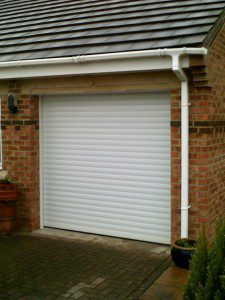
[
  {"xmin": 72, "ymin": 56, "xmax": 85, "ymax": 64},
  {"xmin": 17, "ymin": 61, "xmax": 22, "ymax": 68}
]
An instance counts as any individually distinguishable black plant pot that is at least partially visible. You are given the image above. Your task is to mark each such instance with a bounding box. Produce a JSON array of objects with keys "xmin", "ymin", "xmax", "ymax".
[{"xmin": 171, "ymin": 239, "xmax": 196, "ymax": 269}]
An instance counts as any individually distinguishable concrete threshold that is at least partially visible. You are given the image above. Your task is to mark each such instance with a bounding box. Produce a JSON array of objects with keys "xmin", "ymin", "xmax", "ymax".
[{"xmin": 31, "ymin": 227, "xmax": 170, "ymax": 255}]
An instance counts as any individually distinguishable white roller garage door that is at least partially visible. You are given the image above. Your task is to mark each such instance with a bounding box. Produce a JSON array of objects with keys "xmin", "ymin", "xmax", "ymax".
[{"xmin": 41, "ymin": 92, "xmax": 171, "ymax": 244}]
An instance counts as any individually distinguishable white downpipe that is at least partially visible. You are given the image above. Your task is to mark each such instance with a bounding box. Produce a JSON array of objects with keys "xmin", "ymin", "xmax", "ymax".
[
  {"xmin": 180, "ymin": 81, "xmax": 189, "ymax": 238},
  {"xmin": 172, "ymin": 54, "xmax": 190, "ymax": 238}
]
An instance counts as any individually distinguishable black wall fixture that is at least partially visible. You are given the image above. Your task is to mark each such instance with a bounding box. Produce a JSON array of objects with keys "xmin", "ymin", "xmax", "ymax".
[{"xmin": 8, "ymin": 93, "xmax": 18, "ymax": 114}]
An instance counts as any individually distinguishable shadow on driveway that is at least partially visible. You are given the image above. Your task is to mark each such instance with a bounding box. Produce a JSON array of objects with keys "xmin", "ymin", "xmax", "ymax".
[{"xmin": 0, "ymin": 234, "xmax": 170, "ymax": 299}]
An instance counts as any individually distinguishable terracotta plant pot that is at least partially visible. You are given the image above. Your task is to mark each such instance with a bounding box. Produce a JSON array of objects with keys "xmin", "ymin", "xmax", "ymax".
[
  {"xmin": 0, "ymin": 183, "xmax": 18, "ymax": 234},
  {"xmin": 171, "ymin": 238, "xmax": 196, "ymax": 269},
  {"xmin": 0, "ymin": 183, "xmax": 18, "ymax": 202}
]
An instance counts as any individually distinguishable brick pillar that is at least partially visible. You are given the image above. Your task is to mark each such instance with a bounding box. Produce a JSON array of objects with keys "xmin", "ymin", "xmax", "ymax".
[{"xmin": 1, "ymin": 80, "xmax": 39, "ymax": 230}]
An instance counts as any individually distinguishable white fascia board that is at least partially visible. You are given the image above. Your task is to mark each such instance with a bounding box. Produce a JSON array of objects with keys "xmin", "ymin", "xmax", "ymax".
[{"xmin": 0, "ymin": 55, "xmax": 189, "ymax": 80}]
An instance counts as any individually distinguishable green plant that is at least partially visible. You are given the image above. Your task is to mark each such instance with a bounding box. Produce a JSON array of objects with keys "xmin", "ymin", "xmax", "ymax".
[
  {"xmin": 203, "ymin": 218, "xmax": 225, "ymax": 300},
  {"xmin": 0, "ymin": 177, "xmax": 15, "ymax": 184},
  {"xmin": 183, "ymin": 218, "xmax": 225, "ymax": 300},
  {"xmin": 183, "ymin": 226, "xmax": 208, "ymax": 299},
  {"xmin": 176, "ymin": 239, "xmax": 196, "ymax": 248}
]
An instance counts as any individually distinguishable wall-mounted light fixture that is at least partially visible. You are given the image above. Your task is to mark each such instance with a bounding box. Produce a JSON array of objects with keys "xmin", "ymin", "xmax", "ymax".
[{"xmin": 8, "ymin": 93, "xmax": 18, "ymax": 114}]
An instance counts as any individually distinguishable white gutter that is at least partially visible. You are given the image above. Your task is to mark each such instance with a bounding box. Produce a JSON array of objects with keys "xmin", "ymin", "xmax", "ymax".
[
  {"xmin": 0, "ymin": 47, "xmax": 206, "ymax": 67},
  {"xmin": 0, "ymin": 46, "xmax": 207, "ymax": 239},
  {"xmin": 0, "ymin": 47, "xmax": 206, "ymax": 80}
]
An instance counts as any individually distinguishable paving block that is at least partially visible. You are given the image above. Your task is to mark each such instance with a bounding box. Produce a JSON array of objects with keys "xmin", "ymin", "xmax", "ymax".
[
  {"xmin": 66, "ymin": 285, "xmax": 82, "ymax": 294},
  {"xmin": 92, "ymin": 277, "xmax": 106, "ymax": 285},
  {"xmin": 71, "ymin": 291, "xmax": 85, "ymax": 299}
]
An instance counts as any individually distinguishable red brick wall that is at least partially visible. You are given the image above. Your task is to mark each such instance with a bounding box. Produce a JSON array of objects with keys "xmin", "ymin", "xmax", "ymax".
[
  {"xmin": 205, "ymin": 24, "xmax": 225, "ymax": 239},
  {"xmin": 170, "ymin": 89, "xmax": 181, "ymax": 240},
  {"xmin": 1, "ymin": 81, "xmax": 40, "ymax": 230},
  {"xmin": 171, "ymin": 24, "xmax": 225, "ymax": 241}
]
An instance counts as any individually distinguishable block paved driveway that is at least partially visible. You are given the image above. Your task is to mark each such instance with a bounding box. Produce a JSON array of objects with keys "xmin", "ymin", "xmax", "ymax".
[{"xmin": 0, "ymin": 234, "xmax": 170, "ymax": 299}]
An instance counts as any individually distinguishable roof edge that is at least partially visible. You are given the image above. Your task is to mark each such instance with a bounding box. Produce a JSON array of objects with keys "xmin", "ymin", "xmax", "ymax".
[
  {"xmin": 0, "ymin": 47, "xmax": 207, "ymax": 68},
  {"xmin": 0, "ymin": 47, "xmax": 207, "ymax": 80},
  {"xmin": 203, "ymin": 7, "xmax": 225, "ymax": 48}
]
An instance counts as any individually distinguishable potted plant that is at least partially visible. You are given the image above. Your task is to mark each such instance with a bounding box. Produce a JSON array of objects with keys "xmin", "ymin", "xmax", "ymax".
[
  {"xmin": 171, "ymin": 238, "xmax": 197, "ymax": 269},
  {"xmin": 0, "ymin": 175, "xmax": 18, "ymax": 234}
]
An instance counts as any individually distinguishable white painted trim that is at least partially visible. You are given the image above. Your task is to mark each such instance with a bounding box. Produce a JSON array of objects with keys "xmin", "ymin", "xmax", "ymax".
[
  {"xmin": 39, "ymin": 95, "xmax": 44, "ymax": 229},
  {"xmin": 0, "ymin": 47, "xmax": 207, "ymax": 79},
  {"xmin": 32, "ymin": 89, "xmax": 170, "ymax": 97}
]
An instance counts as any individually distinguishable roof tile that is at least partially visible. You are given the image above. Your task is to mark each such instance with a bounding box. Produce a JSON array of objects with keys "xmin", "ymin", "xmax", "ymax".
[{"xmin": 0, "ymin": 0, "xmax": 224, "ymax": 62}]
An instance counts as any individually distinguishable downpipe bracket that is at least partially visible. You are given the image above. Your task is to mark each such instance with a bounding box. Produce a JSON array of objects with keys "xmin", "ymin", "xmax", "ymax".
[
  {"xmin": 181, "ymin": 206, "xmax": 191, "ymax": 210},
  {"xmin": 181, "ymin": 103, "xmax": 191, "ymax": 106}
]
